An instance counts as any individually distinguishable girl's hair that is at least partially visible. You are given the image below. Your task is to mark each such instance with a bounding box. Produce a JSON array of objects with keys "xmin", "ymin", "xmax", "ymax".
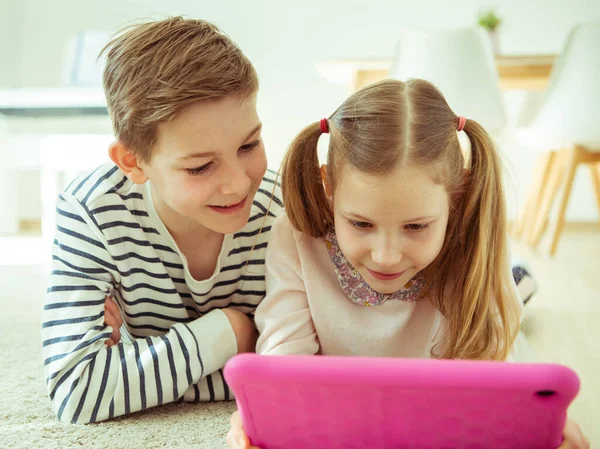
[{"xmin": 281, "ymin": 79, "xmax": 521, "ymax": 361}]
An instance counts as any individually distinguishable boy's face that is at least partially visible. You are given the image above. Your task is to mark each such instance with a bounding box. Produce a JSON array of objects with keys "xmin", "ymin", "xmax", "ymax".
[
  {"xmin": 140, "ymin": 94, "xmax": 267, "ymax": 236},
  {"xmin": 329, "ymin": 164, "xmax": 450, "ymax": 294}
]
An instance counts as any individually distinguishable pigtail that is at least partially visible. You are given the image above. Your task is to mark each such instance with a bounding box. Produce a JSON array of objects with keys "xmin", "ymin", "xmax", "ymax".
[
  {"xmin": 436, "ymin": 118, "xmax": 521, "ymax": 360},
  {"xmin": 281, "ymin": 122, "xmax": 333, "ymax": 237}
]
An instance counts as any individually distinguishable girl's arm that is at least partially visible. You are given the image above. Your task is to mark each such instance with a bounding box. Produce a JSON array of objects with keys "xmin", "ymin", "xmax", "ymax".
[{"xmin": 255, "ymin": 215, "xmax": 319, "ymax": 356}]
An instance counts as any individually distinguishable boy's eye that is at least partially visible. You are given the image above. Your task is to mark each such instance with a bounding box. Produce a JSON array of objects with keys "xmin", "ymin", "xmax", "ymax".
[
  {"xmin": 187, "ymin": 162, "xmax": 212, "ymax": 176},
  {"xmin": 240, "ymin": 140, "xmax": 260, "ymax": 152},
  {"xmin": 348, "ymin": 220, "xmax": 372, "ymax": 229},
  {"xmin": 404, "ymin": 223, "xmax": 430, "ymax": 231}
]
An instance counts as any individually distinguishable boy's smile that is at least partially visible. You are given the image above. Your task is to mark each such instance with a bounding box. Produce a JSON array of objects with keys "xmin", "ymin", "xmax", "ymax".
[{"xmin": 138, "ymin": 93, "xmax": 267, "ymax": 240}]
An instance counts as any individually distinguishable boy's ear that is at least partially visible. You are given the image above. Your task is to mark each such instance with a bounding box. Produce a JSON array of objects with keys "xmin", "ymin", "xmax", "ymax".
[
  {"xmin": 320, "ymin": 164, "xmax": 333, "ymax": 201},
  {"xmin": 109, "ymin": 141, "xmax": 148, "ymax": 184}
]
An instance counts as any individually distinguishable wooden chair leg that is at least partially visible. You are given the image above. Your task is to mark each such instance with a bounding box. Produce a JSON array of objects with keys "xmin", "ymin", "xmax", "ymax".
[
  {"xmin": 590, "ymin": 162, "xmax": 600, "ymax": 220},
  {"xmin": 549, "ymin": 146, "xmax": 584, "ymax": 256},
  {"xmin": 515, "ymin": 151, "xmax": 555, "ymax": 240},
  {"xmin": 528, "ymin": 150, "xmax": 566, "ymax": 248}
]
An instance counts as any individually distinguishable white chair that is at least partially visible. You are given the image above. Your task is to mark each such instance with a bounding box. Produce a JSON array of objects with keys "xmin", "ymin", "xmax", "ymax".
[
  {"xmin": 0, "ymin": 121, "xmax": 45, "ymax": 236},
  {"xmin": 62, "ymin": 30, "xmax": 111, "ymax": 87},
  {"xmin": 0, "ymin": 117, "xmax": 18, "ymax": 235},
  {"xmin": 40, "ymin": 134, "xmax": 114, "ymax": 246},
  {"xmin": 389, "ymin": 27, "xmax": 506, "ymax": 137},
  {"xmin": 514, "ymin": 23, "xmax": 600, "ymax": 255}
]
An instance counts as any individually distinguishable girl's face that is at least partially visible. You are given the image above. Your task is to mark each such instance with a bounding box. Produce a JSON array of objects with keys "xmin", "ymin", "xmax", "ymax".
[{"xmin": 326, "ymin": 164, "xmax": 450, "ymax": 294}]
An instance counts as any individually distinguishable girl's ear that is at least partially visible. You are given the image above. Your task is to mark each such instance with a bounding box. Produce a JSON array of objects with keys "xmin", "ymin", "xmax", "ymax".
[{"xmin": 320, "ymin": 164, "xmax": 333, "ymax": 201}]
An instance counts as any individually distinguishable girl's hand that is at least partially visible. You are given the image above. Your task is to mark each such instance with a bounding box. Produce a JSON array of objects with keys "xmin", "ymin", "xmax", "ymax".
[
  {"xmin": 558, "ymin": 420, "xmax": 589, "ymax": 449},
  {"xmin": 226, "ymin": 410, "xmax": 261, "ymax": 449},
  {"xmin": 224, "ymin": 411, "xmax": 588, "ymax": 449}
]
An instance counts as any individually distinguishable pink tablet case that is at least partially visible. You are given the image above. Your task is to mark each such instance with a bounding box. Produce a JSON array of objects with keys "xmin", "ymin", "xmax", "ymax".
[{"xmin": 224, "ymin": 354, "xmax": 579, "ymax": 449}]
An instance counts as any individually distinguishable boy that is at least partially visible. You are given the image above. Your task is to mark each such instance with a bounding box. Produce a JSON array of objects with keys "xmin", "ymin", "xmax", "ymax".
[{"xmin": 42, "ymin": 16, "xmax": 283, "ymax": 424}]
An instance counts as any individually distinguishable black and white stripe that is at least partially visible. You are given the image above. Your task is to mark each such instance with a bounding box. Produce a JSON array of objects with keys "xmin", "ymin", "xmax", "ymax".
[{"xmin": 42, "ymin": 163, "xmax": 283, "ymax": 423}]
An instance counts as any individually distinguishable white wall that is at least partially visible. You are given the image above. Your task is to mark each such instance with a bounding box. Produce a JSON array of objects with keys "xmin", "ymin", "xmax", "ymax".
[
  {"xmin": 3, "ymin": 0, "xmax": 600, "ymax": 221},
  {"xmin": 0, "ymin": 1, "xmax": 23, "ymax": 87}
]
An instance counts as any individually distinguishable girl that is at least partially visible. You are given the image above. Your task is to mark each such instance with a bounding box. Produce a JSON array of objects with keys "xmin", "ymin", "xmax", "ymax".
[{"xmin": 227, "ymin": 79, "xmax": 588, "ymax": 448}]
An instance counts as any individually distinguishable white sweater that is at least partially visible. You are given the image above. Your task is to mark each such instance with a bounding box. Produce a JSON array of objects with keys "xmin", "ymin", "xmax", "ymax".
[
  {"xmin": 256, "ymin": 215, "xmax": 446, "ymax": 358},
  {"xmin": 256, "ymin": 214, "xmax": 523, "ymax": 359}
]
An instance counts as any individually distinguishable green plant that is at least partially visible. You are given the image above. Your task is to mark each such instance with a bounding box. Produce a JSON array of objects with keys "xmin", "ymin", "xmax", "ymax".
[{"xmin": 477, "ymin": 9, "xmax": 502, "ymax": 31}]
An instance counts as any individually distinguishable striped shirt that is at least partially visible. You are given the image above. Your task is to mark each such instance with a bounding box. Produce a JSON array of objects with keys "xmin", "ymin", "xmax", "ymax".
[{"xmin": 42, "ymin": 163, "xmax": 283, "ymax": 424}]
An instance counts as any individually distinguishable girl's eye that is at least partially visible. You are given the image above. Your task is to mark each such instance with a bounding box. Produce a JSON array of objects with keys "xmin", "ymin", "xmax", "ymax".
[
  {"xmin": 187, "ymin": 162, "xmax": 212, "ymax": 176},
  {"xmin": 240, "ymin": 140, "xmax": 260, "ymax": 152},
  {"xmin": 348, "ymin": 220, "xmax": 372, "ymax": 230},
  {"xmin": 404, "ymin": 223, "xmax": 430, "ymax": 232}
]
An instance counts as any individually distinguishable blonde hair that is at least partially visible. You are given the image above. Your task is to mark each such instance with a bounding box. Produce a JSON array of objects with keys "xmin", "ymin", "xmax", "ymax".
[
  {"xmin": 100, "ymin": 16, "xmax": 258, "ymax": 161},
  {"xmin": 281, "ymin": 79, "xmax": 521, "ymax": 361}
]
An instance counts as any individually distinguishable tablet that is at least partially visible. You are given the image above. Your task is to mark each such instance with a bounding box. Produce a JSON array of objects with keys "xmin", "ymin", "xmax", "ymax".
[{"xmin": 224, "ymin": 354, "xmax": 579, "ymax": 449}]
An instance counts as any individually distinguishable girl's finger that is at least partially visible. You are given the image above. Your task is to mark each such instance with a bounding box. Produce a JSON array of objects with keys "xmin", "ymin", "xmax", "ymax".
[
  {"xmin": 559, "ymin": 420, "xmax": 587, "ymax": 449},
  {"xmin": 226, "ymin": 430, "xmax": 247, "ymax": 449},
  {"xmin": 228, "ymin": 412, "xmax": 251, "ymax": 449}
]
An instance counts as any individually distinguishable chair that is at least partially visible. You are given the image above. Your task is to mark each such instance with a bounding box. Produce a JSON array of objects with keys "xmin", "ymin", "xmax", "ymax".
[
  {"xmin": 62, "ymin": 30, "xmax": 111, "ymax": 87},
  {"xmin": 40, "ymin": 134, "xmax": 114, "ymax": 246},
  {"xmin": 514, "ymin": 23, "xmax": 600, "ymax": 255},
  {"xmin": 389, "ymin": 27, "xmax": 506, "ymax": 137},
  {"xmin": 0, "ymin": 117, "xmax": 18, "ymax": 235}
]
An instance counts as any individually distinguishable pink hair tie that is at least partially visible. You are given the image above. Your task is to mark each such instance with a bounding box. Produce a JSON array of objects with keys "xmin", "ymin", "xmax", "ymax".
[
  {"xmin": 457, "ymin": 116, "xmax": 467, "ymax": 132},
  {"xmin": 320, "ymin": 118, "xmax": 329, "ymax": 134}
]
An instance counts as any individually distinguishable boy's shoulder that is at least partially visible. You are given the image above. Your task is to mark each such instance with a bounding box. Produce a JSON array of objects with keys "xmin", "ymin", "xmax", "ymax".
[
  {"xmin": 250, "ymin": 168, "xmax": 284, "ymax": 220},
  {"xmin": 230, "ymin": 168, "xmax": 284, "ymax": 241},
  {"xmin": 62, "ymin": 162, "xmax": 138, "ymax": 208}
]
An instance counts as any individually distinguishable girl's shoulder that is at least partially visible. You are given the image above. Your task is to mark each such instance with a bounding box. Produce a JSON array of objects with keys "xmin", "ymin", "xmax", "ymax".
[
  {"xmin": 271, "ymin": 213, "xmax": 324, "ymax": 243},
  {"xmin": 269, "ymin": 214, "xmax": 330, "ymax": 263}
]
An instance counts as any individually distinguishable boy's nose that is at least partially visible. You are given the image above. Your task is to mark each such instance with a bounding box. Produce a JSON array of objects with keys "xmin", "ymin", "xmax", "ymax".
[{"xmin": 220, "ymin": 162, "xmax": 251, "ymax": 197}]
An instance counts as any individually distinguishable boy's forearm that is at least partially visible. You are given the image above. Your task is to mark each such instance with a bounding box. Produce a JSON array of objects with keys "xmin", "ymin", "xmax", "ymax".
[
  {"xmin": 44, "ymin": 308, "xmax": 236, "ymax": 423},
  {"xmin": 46, "ymin": 187, "xmax": 240, "ymax": 423},
  {"xmin": 46, "ymin": 202, "xmax": 237, "ymax": 423},
  {"xmin": 180, "ymin": 369, "xmax": 235, "ymax": 403}
]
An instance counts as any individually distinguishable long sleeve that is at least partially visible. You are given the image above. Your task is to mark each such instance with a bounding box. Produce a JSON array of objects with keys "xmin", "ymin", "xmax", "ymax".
[
  {"xmin": 505, "ymin": 250, "xmax": 528, "ymax": 362},
  {"xmin": 42, "ymin": 195, "xmax": 237, "ymax": 423},
  {"xmin": 256, "ymin": 216, "xmax": 450, "ymax": 360},
  {"xmin": 255, "ymin": 216, "xmax": 319, "ymax": 356}
]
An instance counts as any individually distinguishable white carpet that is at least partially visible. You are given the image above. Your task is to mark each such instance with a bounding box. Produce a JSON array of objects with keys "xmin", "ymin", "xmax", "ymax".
[
  {"xmin": 0, "ymin": 264, "xmax": 235, "ymax": 449},
  {"xmin": 1, "ymin": 226, "xmax": 598, "ymax": 447}
]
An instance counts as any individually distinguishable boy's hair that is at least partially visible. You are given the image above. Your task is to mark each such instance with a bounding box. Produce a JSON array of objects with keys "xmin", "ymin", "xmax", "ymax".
[
  {"xmin": 281, "ymin": 79, "xmax": 521, "ymax": 362},
  {"xmin": 100, "ymin": 16, "xmax": 258, "ymax": 161}
]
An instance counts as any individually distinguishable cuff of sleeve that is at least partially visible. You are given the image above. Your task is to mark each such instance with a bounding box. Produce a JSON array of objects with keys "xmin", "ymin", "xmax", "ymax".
[{"xmin": 186, "ymin": 309, "xmax": 238, "ymax": 376}]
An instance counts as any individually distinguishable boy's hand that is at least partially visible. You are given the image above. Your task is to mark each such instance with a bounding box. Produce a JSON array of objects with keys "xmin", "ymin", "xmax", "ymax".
[
  {"xmin": 226, "ymin": 410, "xmax": 261, "ymax": 449},
  {"xmin": 558, "ymin": 420, "xmax": 589, "ymax": 449},
  {"xmin": 104, "ymin": 297, "xmax": 123, "ymax": 347},
  {"xmin": 222, "ymin": 309, "xmax": 258, "ymax": 354}
]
